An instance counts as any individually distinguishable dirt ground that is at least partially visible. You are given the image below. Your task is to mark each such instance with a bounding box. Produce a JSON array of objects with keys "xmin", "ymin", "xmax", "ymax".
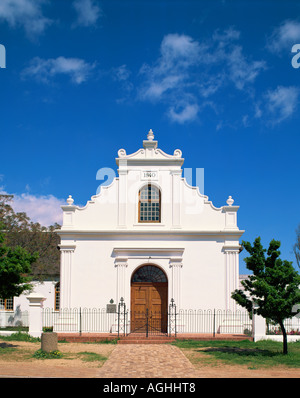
[
  {"xmin": 0, "ymin": 340, "xmax": 115, "ymax": 369},
  {"xmin": 0, "ymin": 340, "xmax": 300, "ymax": 378},
  {"xmin": 181, "ymin": 347, "xmax": 300, "ymax": 378}
]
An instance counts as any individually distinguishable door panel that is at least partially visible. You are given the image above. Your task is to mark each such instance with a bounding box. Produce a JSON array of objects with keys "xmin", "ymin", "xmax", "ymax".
[
  {"xmin": 131, "ymin": 285, "xmax": 148, "ymax": 331},
  {"xmin": 149, "ymin": 284, "xmax": 167, "ymax": 333},
  {"xmin": 131, "ymin": 282, "xmax": 167, "ymax": 333}
]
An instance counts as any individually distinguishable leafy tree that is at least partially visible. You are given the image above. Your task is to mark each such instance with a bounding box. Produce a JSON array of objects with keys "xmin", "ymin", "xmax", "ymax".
[
  {"xmin": 0, "ymin": 228, "xmax": 38, "ymax": 299},
  {"xmin": 0, "ymin": 194, "xmax": 60, "ymax": 280},
  {"xmin": 232, "ymin": 237, "xmax": 300, "ymax": 355}
]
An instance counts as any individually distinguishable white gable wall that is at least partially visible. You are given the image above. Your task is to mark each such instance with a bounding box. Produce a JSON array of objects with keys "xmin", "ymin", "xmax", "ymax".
[{"xmin": 58, "ymin": 131, "xmax": 244, "ymax": 314}]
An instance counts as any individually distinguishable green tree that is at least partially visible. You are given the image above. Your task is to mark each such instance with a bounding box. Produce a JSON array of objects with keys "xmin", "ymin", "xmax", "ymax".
[
  {"xmin": 0, "ymin": 228, "xmax": 38, "ymax": 299},
  {"xmin": 0, "ymin": 194, "xmax": 60, "ymax": 280},
  {"xmin": 232, "ymin": 237, "xmax": 300, "ymax": 355}
]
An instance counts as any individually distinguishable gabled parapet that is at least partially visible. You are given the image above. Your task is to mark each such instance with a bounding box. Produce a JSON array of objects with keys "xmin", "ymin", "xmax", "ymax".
[
  {"xmin": 58, "ymin": 130, "xmax": 243, "ymax": 234},
  {"xmin": 116, "ymin": 129, "xmax": 184, "ymax": 168}
]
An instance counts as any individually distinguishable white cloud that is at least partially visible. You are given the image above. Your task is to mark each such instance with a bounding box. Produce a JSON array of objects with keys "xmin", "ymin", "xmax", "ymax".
[
  {"xmin": 111, "ymin": 65, "xmax": 133, "ymax": 101},
  {"xmin": 137, "ymin": 30, "xmax": 266, "ymax": 124},
  {"xmin": 225, "ymin": 45, "xmax": 266, "ymax": 90},
  {"xmin": 22, "ymin": 56, "xmax": 96, "ymax": 84},
  {"xmin": 168, "ymin": 103, "xmax": 199, "ymax": 124},
  {"xmin": 0, "ymin": 0, "xmax": 52, "ymax": 37},
  {"xmin": 264, "ymin": 85, "xmax": 299, "ymax": 124},
  {"xmin": 160, "ymin": 33, "xmax": 201, "ymax": 65},
  {"xmin": 73, "ymin": 0, "xmax": 102, "ymax": 27},
  {"xmin": 267, "ymin": 20, "xmax": 300, "ymax": 54},
  {"xmin": 139, "ymin": 33, "xmax": 201, "ymax": 103},
  {"xmin": 112, "ymin": 64, "xmax": 131, "ymax": 82}
]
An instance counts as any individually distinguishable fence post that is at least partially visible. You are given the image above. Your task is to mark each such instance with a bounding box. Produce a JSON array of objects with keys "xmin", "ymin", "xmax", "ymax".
[
  {"xmin": 168, "ymin": 298, "xmax": 177, "ymax": 337},
  {"xmin": 26, "ymin": 293, "xmax": 46, "ymax": 338},
  {"xmin": 252, "ymin": 309, "xmax": 266, "ymax": 342},
  {"xmin": 79, "ymin": 307, "xmax": 82, "ymax": 335},
  {"xmin": 213, "ymin": 309, "xmax": 216, "ymax": 337},
  {"xmin": 118, "ymin": 297, "xmax": 126, "ymax": 337},
  {"xmin": 175, "ymin": 306, "xmax": 177, "ymax": 338},
  {"xmin": 146, "ymin": 308, "xmax": 149, "ymax": 338}
]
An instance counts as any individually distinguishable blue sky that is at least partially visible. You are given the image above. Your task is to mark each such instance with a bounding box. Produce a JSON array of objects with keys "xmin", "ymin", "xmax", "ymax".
[{"xmin": 0, "ymin": 0, "xmax": 300, "ymax": 274}]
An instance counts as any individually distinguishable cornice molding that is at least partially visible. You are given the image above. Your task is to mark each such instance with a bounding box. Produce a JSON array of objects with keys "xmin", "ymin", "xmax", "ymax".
[
  {"xmin": 58, "ymin": 244, "xmax": 76, "ymax": 252},
  {"xmin": 113, "ymin": 247, "xmax": 185, "ymax": 258},
  {"xmin": 57, "ymin": 229, "xmax": 245, "ymax": 238}
]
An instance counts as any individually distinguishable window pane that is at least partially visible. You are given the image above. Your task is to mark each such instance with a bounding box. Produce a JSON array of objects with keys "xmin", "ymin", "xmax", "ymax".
[
  {"xmin": 0, "ymin": 298, "xmax": 13, "ymax": 311},
  {"xmin": 139, "ymin": 185, "xmax": 160, "ymax": 222},
  {"xmin": 132, "ymin": 265, "xmax": 167, "ymax": 282},
  {"xmin": 6, "ymin": 298, "xmax": 13, "ymax": 311}
]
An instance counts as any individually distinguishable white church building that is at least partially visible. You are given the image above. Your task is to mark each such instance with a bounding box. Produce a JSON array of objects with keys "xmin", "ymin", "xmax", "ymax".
[{"xmin": 56, "ymin": 129, "xmax": 244, "ymax": 334}]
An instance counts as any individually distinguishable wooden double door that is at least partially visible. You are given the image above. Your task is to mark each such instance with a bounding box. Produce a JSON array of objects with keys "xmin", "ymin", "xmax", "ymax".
[{"xmin": 131, "ymin": 282, "xmax": 168, "ymax": 333}]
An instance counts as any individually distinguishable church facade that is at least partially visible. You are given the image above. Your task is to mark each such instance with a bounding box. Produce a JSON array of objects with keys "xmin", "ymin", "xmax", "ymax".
[{"xmin": 57, "ymin": 130, "xmax": 244, "ymax": 332}]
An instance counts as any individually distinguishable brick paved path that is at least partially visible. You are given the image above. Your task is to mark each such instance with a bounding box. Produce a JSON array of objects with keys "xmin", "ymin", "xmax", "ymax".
[
  {"xmin": 1, "ymin": 343, "xmax": 300, "ymax": 378},
  {"xmin": 97, "ymin": 344, "xmax": 198, "ymax": 378}
]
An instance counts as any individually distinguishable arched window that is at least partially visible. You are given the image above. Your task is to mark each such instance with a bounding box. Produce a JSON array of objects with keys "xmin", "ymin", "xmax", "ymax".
[
  {"xmin": 131, "ymin": 265, "xmax": 167, "ymax": 283},
  {"xmin": 138, "ymin": 184, "xmax": 161, "ymax": 223}
]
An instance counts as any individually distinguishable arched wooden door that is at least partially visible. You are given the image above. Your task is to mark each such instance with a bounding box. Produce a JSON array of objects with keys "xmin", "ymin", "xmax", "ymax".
[{"xmin": 131, "ymin": 265, "xmax": 168, "ymax": 333}]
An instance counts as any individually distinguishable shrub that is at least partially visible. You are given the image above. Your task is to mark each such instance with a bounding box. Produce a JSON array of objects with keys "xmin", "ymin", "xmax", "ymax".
[
  {"xmin": 0, "ymin": 332, "xmax": 40, "ymax": 342},
  {"xmin": 33, "ymin": 349, "xmax": 63, "ymax": 359}
]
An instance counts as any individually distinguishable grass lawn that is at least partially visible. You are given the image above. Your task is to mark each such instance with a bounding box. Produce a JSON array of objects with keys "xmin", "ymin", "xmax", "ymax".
[
  {"xmin": 173, "ymin": 339, "xmax": 300, "ymax": 369},
  {"xmin": 0, "ymin": 332, "xmax": 113, "ymax": 367}
]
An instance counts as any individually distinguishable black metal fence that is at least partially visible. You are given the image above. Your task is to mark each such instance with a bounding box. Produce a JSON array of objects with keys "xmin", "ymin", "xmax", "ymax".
[
  {"xmin": 266, "ymin": 317, "xmax": 300, "ymax": 336},
  {"xmin": 42, "ymin": 305, "xmax": 252, "ymax": 337},
  {"xmin": 176, "ymin": 309, "xmax": 252, "ymax": 336},
  {"xmin": 43, "ymin": 308, "xmax": 119, "ymax": 334}
]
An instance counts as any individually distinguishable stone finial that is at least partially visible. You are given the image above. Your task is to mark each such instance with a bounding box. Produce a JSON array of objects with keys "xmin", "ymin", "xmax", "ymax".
[
  {"xmin": 226, "ymin": 196, "xmax": 234, "ymax": 206},
  {"xmin": 147, "ymin": 129, "xmax": 154, "ymax": 141},
  {"xmin": 67, "ymin": 195, "xmax": 74, "ymax": 205}
]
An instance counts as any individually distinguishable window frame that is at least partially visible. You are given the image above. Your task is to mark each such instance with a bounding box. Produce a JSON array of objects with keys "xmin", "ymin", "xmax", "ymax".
[
  {"xmin": 138, "ymin": 184, "xmax": 161, "ymax": 223},
  {"xmin": 0, "ymin": 298, "xmax": 14, "ymax": 311},
  {"xmin": 131, "ymin": 265, "xmax": 167, "ymax": 283}
]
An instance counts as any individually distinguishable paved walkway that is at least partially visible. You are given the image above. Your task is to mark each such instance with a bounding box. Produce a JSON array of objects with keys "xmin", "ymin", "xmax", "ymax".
[
  {"xmin": 1, "ymin": 343, "xmax": 300, "ymax": 378},
  {"xmin": 98, "ymin": 344, "xmax": 198, "ymax": 378}
]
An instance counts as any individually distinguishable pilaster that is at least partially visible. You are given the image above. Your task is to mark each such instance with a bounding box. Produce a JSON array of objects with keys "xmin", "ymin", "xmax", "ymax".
[
  {"xmin": 169, "ymin": 257, "xmax": 183, "ymax": 309},
  {"xmin": 223, "ymin": 246, "xmax": 240, "ymax": 311},
  {"xmin": 59, "ymin": 245, "xmax": 76, "ymax": 309},
  {"xmin": 171, "ymin": 170, "xmax": 182, "ymax": 228},
  {"xmin": 115, "ymin": 257, "xmax": 128, "ymax": 304},
  {"xmin": 117, "ymin": 160, "xmax": 128, "ymax": 228}
]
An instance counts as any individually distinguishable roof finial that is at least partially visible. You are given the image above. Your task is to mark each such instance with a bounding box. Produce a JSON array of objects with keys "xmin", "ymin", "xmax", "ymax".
[
  {"xmin": 226, "ymin": 196, "xmax": 234, "ymax": 206},
  {"xmin": 147, "ymin": 129, "xmax": 154, "ymax": 141},
  {"xmin": 67, "ymin": 195, "xmax": 74, "ymax": 205}
]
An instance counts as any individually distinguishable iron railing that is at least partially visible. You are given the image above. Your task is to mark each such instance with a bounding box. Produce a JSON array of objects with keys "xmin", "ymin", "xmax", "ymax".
[
  {"xmin": 176, "ymin": 309, "xmax": 252, "ymax": 336},
  {"xmin": 266, "ymin": 317, "xmax": 300, "ymax": 335},
  {"xmin": 42, "ymin": 303, "xmax": 252, "ymax": 337},
  {"xmin": 43, "ymin": 307, "xmax": 119, "ymax": 334}
]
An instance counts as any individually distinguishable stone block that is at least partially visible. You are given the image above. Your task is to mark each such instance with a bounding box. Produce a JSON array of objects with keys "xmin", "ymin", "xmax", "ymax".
[{"xmin": 41, "ymin": 332, "xmax": 58, "ymax": 353}]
